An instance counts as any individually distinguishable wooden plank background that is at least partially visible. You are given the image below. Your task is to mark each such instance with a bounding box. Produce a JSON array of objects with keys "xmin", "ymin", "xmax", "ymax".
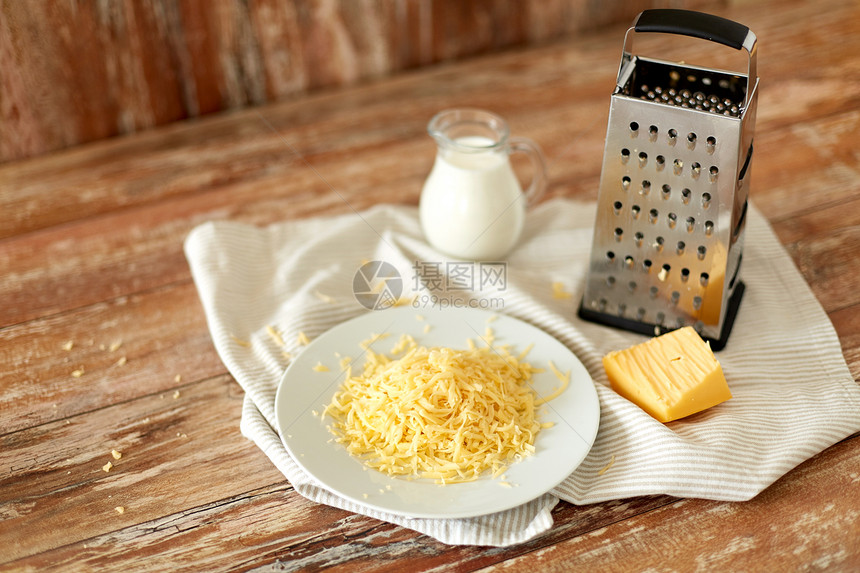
[
  {"xmin": 0, "ymin": 0, "xmax": 721, "ymax": 163},
  {"xmin": 2, "ymin": 0, "xmax": 858, "ymax": 569}
]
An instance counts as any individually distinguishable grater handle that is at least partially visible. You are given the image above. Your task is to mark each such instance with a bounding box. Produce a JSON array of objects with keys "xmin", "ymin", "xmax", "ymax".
[
  {"xmin": 623, "ymin": 9, "xmax": 757, "ymax": 109},
  {"xmin": 634, "ymin": 9, "xmax": 750, "ymax": 50}
]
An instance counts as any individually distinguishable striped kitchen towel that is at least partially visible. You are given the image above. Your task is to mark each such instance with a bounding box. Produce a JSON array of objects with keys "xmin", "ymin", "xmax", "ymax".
[{"xmin": 184, "ymin": 198, "xmax": 860, "ymax": 546}]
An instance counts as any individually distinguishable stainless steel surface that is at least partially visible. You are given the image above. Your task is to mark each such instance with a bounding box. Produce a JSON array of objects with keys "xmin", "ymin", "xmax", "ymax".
[{"xmin": 581, "ymin": 17, "xmax": 758, "ymax": 343}]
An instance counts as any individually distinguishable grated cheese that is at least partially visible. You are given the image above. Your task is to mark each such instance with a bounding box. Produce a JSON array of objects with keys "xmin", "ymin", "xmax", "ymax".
[
  {"xmin": 266, "ymin": 325, "xmax": 285, "ymax": 347},
  {"xmin": 314, "ymin": 290, "xmax": 336, "ymax": 304},
  {"xmin": 324, "ymin": 340, "xmax": 543, "ymax": 484},
  {"xmin": 535, "ymin": 360, "xmax": 571, "ymax": 406},
  {"xmin": 598, "ymin": 455, "xmax": 616, "ymax": 476},
  {"xmin": 312, "ymin": 362, "xmax": 330, "ymax": 373},
  {"xmin": 231, "ymin": 335, "xmax": 251, "ymax": 348},
  {"xmin": 551, "ymin": 281, "xmax": 573, "ymax": 300},
  {"xmin": 297, "ymin": 331, "xmax": 311, "ymax": 346}
]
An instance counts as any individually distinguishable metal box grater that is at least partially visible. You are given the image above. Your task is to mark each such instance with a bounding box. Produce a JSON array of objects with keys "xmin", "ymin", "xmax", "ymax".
[{"xmin": 579, "ymin": 9, "xmax": 759, "ymax": 350}]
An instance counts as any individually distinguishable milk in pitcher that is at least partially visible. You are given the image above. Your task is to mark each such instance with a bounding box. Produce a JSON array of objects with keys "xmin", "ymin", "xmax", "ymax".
[{"xmin": 419, "ymin": 135, "xmax": 526, "ymax": 261}]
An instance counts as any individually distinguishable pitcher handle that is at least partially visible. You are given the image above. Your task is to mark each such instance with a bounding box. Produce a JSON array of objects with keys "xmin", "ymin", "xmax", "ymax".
[{"xmin": 508, "ymin": 136, "xmax": 547, "ymax": 207}]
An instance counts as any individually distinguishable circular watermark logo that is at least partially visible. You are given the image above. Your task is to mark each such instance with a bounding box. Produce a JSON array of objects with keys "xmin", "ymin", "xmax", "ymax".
[{"xmin": 353, "ymin": 260, "xmax": 403, "ymax": 310}]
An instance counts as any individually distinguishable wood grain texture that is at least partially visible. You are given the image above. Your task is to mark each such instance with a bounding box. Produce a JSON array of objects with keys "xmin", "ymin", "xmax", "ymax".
[
  {"xmin": 1, "ymin": 0, "xmax": 859, "ymax": 570},
  {"xmin": 0, "ymin": 0, "xmax": 721, "ymax": 163}
]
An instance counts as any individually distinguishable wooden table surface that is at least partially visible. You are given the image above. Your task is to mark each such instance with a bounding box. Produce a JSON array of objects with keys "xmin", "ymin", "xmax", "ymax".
[{"xmin": 3, "ymin": 0, "xmax": 859, "ymax": 570}]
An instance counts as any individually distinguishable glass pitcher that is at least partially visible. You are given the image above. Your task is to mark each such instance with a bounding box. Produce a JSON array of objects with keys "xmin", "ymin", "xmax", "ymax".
[{"xmin": 419, "ymin": 109, "xmax": 547, "ymax": 260}]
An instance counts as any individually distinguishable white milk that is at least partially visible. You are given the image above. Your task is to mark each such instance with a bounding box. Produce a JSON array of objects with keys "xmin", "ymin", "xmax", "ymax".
[{"xmin": 419, "ymin": 136, "xmax": 526, "ymax": 260}]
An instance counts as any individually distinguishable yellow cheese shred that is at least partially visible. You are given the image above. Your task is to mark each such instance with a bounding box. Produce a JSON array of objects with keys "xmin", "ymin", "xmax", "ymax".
[{"xmin": 324, "ymin": 340, "xmax": 544, "ymax": 483}]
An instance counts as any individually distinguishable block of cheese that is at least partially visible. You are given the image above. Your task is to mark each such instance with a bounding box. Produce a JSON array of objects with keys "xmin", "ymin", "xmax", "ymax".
[{"xmin": 602, "ymin": 326, "xmax": 731, "ymax": 423}]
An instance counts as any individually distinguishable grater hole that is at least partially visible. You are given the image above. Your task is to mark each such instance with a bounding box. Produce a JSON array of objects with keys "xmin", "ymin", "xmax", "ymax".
[
  {"xmin": 613, "ymin": 200, "xmax": 623, "ymax": 214},
  {"xmin": 682, "ymin": 188, "xmax": 692, "ymax": 204},
  {"xmin": 681, "ymin": 268, "xmax": 691, "ymax": 282},
  {"xmin": 691, "ymin": 162, "xmax": 702, "ymax": 178},
  {"xmin": 650, "ymin": 286, "xmax": 659, "ymax": 298},
  {"xmin": 638, "ymin": 151, "xmax": 648, "ymax": 167},
  {"xmin": 628, "ymin": 281, "xmax": 637, "ymax": 292},
  {"xmin": 656, "ymin": 155, "xmax": 665, "ymax": 170},
  {"xmin": 621, "ymin": 148, "xmax": 630, "ymax": 163},
  {"xmin": 640, "ymin": 180, "xmax": 651, "ymax": 195},
  {"xmin": 668, "ymin": 129, "xmax": 678, "ymax": 145},
  {"xmin": 637, "ymin": 307, "xmax": 647, "ymax": 320},
  {"xmin": 606, "ymin": 276, "xmax": 616, "ymax": 287},
  {"xmin": 700, "ymin": 272, "xmax": 710, "ymax": 286},
  {"xmin": 697, "ymin": 245, "xmax": 707, "ymax": 260},
  {"xmin": 606, "ymin": 251, "xmax": 615, "ymax": 262},
  {"xmin": 693, "ymin": 296, "xmax": 703, "ymax": 310},
  {"xmin": 658, "ymin": 263, "xmax": 670, "ymax": 281},
  {"xmin": 709, "ymin": 166, "xmax": 719, "ymax": 182},
  {"xmin": 649, "ymin": 125, "xmax": 658, "ymax": 141},
  {"xmin": 687, "ymin": 132, "xmax": 697, "ymax": 149},
  {"xmin": 686, "ymin": 216, "xmax": 696, "ymax": 232},
  {"xmin": 643, "ymin": 259, "xmax": 653, "ymax": 271},
  {"xmin": 598, "ymin": 298, "xmax": 607, "ymax": 311},
  {"xmin": 614, "ymin": 227, "xmax": 623, "ymax": 241},
  {"xmin": 702, "ymin": 193, "xmax": 712, "ymax": 209},
  {"xmin": 631, "ymin": 204, "xmax": 641, "ymax": 219},
  {"xmin": 629, "ymin": 121, "xmax": 639, "ymax": 133},
  {"xmin": 654, "ymin": 236, "xmax": 665, "ymax": 251},
  {"xmin": 624, "ymin": 255, "xmax": 635, "ymax": 269},
  {"xmin": 673, "ymin": 158, "xmax": 683, "ymax": 175},
  {"xmin": 707, "ymin": 136, "xmax": 717, "ymax": 153},
  {"xmin": 667, "ymin": 212, "xmax": 677, "ymax": 228},
  {"xmin": 676, "ymin": 241, "xmax": 686, "ymax": 255},
  {"xmin": 634, "ymin": 231, "xmax": 644, "ymax": 246},
  {"xmin": 661, "ymin": 184, "xmax": 671, "ymax": 199},
  {"xmin": 649, "ymin": 208, "xmax": 658, "ymax": 223},
  {"xmin": 671, "ymin": 291, "xmax": 680, "ymax": 305},
  {"xmin": 656, "ymin": 311, "xmax": 665, "ymax": 323},
  {"xmin": 617, "ymin": 303, "xmax": 627, "ymax": 317},
  {"xmin": 705, "ymin": 220, "xmax": 714, "ymax": 236},
  {"xmin": 622, "ymin": 176, "xmax": 631, "ymax": 190}
]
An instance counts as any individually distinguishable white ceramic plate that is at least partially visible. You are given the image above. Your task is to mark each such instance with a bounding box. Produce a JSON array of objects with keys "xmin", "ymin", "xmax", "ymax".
[{"xmin": 274, "ymin": 306, "xmax": 600, "ymax": 519}]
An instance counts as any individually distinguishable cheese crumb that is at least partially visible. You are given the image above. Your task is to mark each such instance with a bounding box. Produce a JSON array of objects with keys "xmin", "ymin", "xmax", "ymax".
[
  {"xmin": 115, "ymin": 506, "xmax": 125, "ymax": 514},
  {"xmin": 551, "ymin": 281, "xmax": 573, "ymax": 300},
  {"xmin": 111, "ymin": 449, "xmax": 122, "ymax": 460},
  {"xmin": 62, "ymin": 341, "xmax": 74, "ymax": 351},
  {"xmin": 314, "ymin": 291, "xmax": 336, "ymax": 304},
  {"xmin": 173, "ymin": 390, "xmax": 181, "ymax": 399},
  {"xmin": 109, "ymin": 340, "xmax": 123, "ymax": 352},
  {"xmin": 116, "ymin": 356, "xmax": 127, "ymax": 366},
  {"xmin": 599, "ymin": 455, "xmax": 616, "ymax": 476},
  {"xmin": 266, "ymin": 325, "xmax": 285, "ymax": 347},
  {"xmin": 71, "ymin": 369, "xmax": 84, "ymax": 378},
  {"xmin": 102, "ymin": 461, "xmax": 113, "ymax": 472},
  {"xmin": 231, "ymin": 335, "xmax": 251, "ymax": 347},
  {"xmin": 312, "ymin": 362, "xmax": 329, "ymax": 373},
  {"xmin": 174, "ymin": 374, "xmax": 181, "ymax": 383},
  {"xmin": 423, "ymin": 324, "xmax": 432, "ymax": 334},
  {"xmin": 535, "ymin": 361, "xmax": 571, "ymax": 405},
  {"xmin": 297, "ymin": 331, "xmax": 311, "ymax": 346}
]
